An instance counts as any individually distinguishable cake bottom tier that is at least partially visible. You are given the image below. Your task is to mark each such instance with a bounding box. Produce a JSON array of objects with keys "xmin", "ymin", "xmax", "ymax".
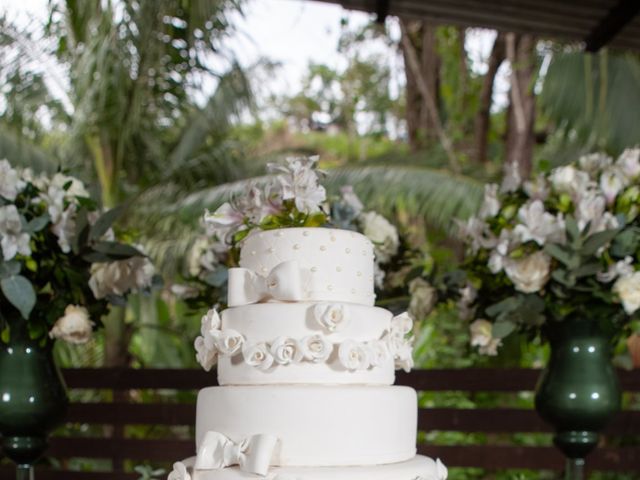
[{"xmin": 177, "ymin": 455, "xmax": 447, "ymax": 480}]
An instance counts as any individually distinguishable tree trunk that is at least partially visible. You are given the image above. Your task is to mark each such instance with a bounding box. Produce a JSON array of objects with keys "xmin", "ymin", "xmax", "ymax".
[
  {"xmin": 474, "ymin": 33, "xmax": 505, "ymax": 164},
  {"xmin": 400, "ymin": 19, "xmax": 440, "ymax": 151},
  {"xmin": 504, "ymin": 33, "xmax": 536, "ymax": 180}
]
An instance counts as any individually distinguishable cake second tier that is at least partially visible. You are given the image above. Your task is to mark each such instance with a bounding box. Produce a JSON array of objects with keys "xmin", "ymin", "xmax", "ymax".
[{"xmin": 196, "ymin": 385, "xmax": 417, "ymax": 467}]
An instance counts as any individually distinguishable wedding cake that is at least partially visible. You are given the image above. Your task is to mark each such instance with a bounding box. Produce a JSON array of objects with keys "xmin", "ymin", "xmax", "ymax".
[{"xmin": 168, "ymin": 225, "xmax": 448, "ymax": 480}]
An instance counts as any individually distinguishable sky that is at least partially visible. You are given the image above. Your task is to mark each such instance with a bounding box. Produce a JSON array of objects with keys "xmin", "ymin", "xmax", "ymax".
[{"xmin": 0, "ymin": 0, "xmax": 509, "ymax": 115}]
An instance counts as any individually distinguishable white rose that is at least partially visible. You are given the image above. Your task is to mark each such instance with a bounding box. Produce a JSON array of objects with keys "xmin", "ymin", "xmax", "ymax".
[
  {"xmin": 243, "ymin": 342, "xmax": 275, "ymax": 371},
  {"xmin": 214, "ymin": 329, "xmax": 245, "ymax": 356},
  {"xmin": 408, "ymin": 278, "xmax": 437, "ymax": 320},
  {"xmin": 469, "ymin": 319, "xmax": 493, "ymax": 348},
  {"xmin": 270, "ymin": 336, "xmax": 304, "ymax": 365},
  {"xmin": 367, "ymin": 340, "xmax": 390, "ymax": 367},
  {"xmin": 504, "ymin": 251, "xmax": 551, "ymax": 293},
  {"xmin": 0, "ymin": 159, "xmax": 25, "ymax": 200},
  {"xmin": 313, "ymin": 303, "xmax": 350, "ymax": 332},
  {"xmin": 478, "ymin": 184, "xmax": 500, "ymax": 219},
  {"xmin": 168, "ymin": 462, "xmax": 191, "ymax": 480},
  {"xmin": 615, "ymin": 147, "xmax": 640, "ymax": 179},
  {"xmin": 360, "ymin": 211, "xmax": 399, "ymax": 263},
  {"xmin": 338, "ymin": 339, "xmax": 371, "ymax": 371},
  {"xmin": 194, "ymin": 336, "xmax": 217, "ymax": 372},
  {"xmin": 0, "ymin": 205, "xmax": 31, "ymax": 260},
  {"xmin": 299, "ymin": 334, "xmax": 333, "ymax": 363},
  {"xmin": 391, "ymin": 312, "xmax": 413, "ymax": 336},
  {"xmin": 613, "ymin": 271, "xmax": 640, "ymax": 315},
  {"xmin": 48, "ymin": 305, "xmax": 94, "ymax": 345}
]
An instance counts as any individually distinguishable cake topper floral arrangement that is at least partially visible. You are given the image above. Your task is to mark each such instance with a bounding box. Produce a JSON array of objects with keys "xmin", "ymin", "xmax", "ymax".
[
  {"xmin": 423, "ymin": 148, "xmax": 640, "ymax": 356},
  {"xmin": 0, "ymin": 159, "xmax": 157, "ymax": 346},
  {"xmin": 184, "ymin": 156, "xmax": 408, "ymax": 301}
]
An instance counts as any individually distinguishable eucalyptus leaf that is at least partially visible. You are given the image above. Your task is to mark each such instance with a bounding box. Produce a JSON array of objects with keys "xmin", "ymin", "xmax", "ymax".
[
  {"xmin": 24, "ymin": 214, "xmax": 50, "ymax": 233},
  {"xmin": 89, "ymin": 205, "xmax": 125, "ymax": 242},
  {"xmin": 73, "ymin": 207, "xmax": 89, "ymax": 253},
  {"xmin": 572, "ymin": 262, "xmax": 602, "ymax": 278},
  {"xmin": 610, "ymin": 227, "xmax": 640, "ymax": 258},
  {"xmin": 1, "ymin": 275, "xmax": 36, "ymax": 319},
  {"xmin": 565, "ymin": 215, "xmax": 580, "ymax": 244},
  {"xmin": 552, "ymin": 269, "xmax": 575, "ymax": 287},
  {"xmin": 0, "ymin": 260, "xmax": 21, "ymax": 278},
  {"xmin": 582, "ymin": 228, "xmax": 620, "ymax": 256},
  {"xmin": 485, "ymin": 296, "xmax": 521, "ymax": 318},
  {"xmin": 492, "ymin": 320, "xmax": 516, "ymax": 339},
  {"xmin": 544, "ymin": 243, "xmax": 574, "ymax": 267}
]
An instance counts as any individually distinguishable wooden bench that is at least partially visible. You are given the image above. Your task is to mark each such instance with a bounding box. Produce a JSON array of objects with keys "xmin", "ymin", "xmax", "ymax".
[{"xmin": 0, "ymin": 368, "xmax": 639, "ymax": 479}]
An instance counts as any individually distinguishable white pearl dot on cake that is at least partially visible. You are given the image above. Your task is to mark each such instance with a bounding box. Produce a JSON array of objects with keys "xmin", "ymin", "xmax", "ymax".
[
  {"xmin": 336, "ymin": 266, "xmax": 342, "ymax": 272},
  {"xmin": 258, "ymin": 232, "xmax": 265, "ymax": 238},
  {"xmin": 345, "ymin": 248, "xmax": 351, "ymax": 254},
  {"xmin": 276, "ymin": 231, "xmax": 284, "ymax": 237},
  {"xmin": 357, "ymin": 271, "xmax": 362, "ymax": 277},
  {"xmin": 261, "ymin": 266, "xmax": 268, "ymax": 273},
  {"xmin": 320, "ymin": 245, "xmax": 326, "ymax": 251},
  {"xmin": 251, "ymin": 250, "xmax": 257, "ymax": 256},
  {"xmin": 293, "ymin": 244, "xmax": 300, "ymax": 250},
  {"xmin": 268, "ymin": 247, "xmax": 274, "ymax": 254},
  {"xmin": 330, "ymin": 235, "xmax": 336, "ymax": 242}
]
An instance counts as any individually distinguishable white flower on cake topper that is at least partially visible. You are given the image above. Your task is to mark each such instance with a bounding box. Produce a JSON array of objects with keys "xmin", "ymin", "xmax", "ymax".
[
  {"xmin": 0, "ymin": 159, "xmax": 25, "ymax": 200},
  {"xmin": 168, "ymin": 461, "xmax": 191, "ymax": 480},
  {"xmin": 613, "ymin": 271, "xmax": 640, "ymax": 315},
  {"xmin": 313, "ymin": 303, "xmax": 350, "ymax": 332},
  {"xmin": 203, "ymin": 202, "xmax": 245, "ymax": 242},
  {"xmin": 268, "ymin": 156, "xmax": 326, "ymax": 213},
  {"xmin": 214, "ymin": 329, "xmax": 245, "ymax": 356},
  {"xmin": 299, "ymin": 334, "xmax": 333, "ymax": 363},
  {"xmin": 0, "ymin": 205, "xmax": 31, "ymax": 260},
  {"xmin": 338, "ymin": 339, "xmax": 371, "ymax": 371},
  {"xmin": 243, "ymin": 342, "xmax": 275, "ymax": 371},
  {"xmin": 49, "ymin": 305, "xmax": 94, "ymax": 345},
  {"xmin": 270, "ymin": 336, "xmax": 304, "ymax": 365}
]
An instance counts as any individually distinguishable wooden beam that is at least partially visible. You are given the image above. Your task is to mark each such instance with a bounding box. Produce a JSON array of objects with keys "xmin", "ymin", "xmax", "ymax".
[{"xmin": 585, "ymin": 0, "xmax": 640, "ymax": 52}]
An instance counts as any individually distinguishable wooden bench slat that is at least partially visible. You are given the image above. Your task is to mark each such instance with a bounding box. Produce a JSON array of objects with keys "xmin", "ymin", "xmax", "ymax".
[
  {"xmin": 419, "ymin": 408, "xmax": 640, "ymax": 435},
  {"xmin": 65, "ymin": 402, "xmax": 195, "ymax": 426},
  {"xmin": 419, "ymin": 444, "xmax": 640, "ymax": 472}
]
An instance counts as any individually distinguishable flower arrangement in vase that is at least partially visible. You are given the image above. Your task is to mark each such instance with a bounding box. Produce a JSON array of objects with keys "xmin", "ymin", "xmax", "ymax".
[
  {"xmin": 0, "ymin": 159, "xmax": 158, "ymax": 472},
  {"xmin": 424, "ymin": 148, "xmax": 640, "ymax": 476}
]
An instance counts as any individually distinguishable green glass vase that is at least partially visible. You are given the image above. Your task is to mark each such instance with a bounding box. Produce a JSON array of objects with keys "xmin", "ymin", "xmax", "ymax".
[
  {"xmin": 0, "ymin": 317, "xmax": 69, "ymax": 477},
  {"xmin": 534, "ymin": 316, "xmax": 621, "ymax": 480}
]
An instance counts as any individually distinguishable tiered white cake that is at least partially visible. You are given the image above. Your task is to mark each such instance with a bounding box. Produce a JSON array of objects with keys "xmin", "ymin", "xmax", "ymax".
[{"xmin": 170, "ymin": 227, "xmax": 447, "ymax": 480}]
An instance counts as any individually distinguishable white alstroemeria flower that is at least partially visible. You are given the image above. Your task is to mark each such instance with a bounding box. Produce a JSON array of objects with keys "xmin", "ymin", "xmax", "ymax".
[
  {"xmin": 500, "ymin": 161, "xmax": 521, "ymax": 193},
  {"xmin": 470, "ymin": 318, "xmax": 503, "ymax": 355},
  {"xmin": 599, "ymin": 168, "xmax": 627, "ymax": 205},
  {"xmin": 243, "ymin": 342, "xmax": 275, "ymax": 371},
  {"xmin": 598, "ymin": 256, "xmax": 635, "ymax": 283},
  {"xmin": 579, "ymin": 153, "xmax": 613, "ymax": 176},
  {"xmin": 367, "ymin": 340, "xmax": 390, "ymax": 367},
  {"xmin": 549, "ymin": 165, "xmax": 593, "ymax": 198},
  {"xmin": 408, "ymin": 277, "xmax": 437, "ymax": 320},
  {"xmin": 51, "ymin": 203, "xmax": 77, "ymax": 253},
  {"xmin": 615, "ymin": 147, "xmax": 640, "ymax": 179},
  {"xmin": 50, "ymin": 173, "xmax": 90, "ymax": 199},
  {"xmin": 487, "ymin": 230, "xmax": 514, "ymax": 274},
  {"xmin": 270, "ymin": 336, "xmax": 304, "ymax": 365},
  {"xmin": 168, "ymin": 462, "xmax": 191, "ymax": 480},
  {"xmin": 360, "ymin": 211, "xmax": 399, "ymax": 264},
  {"xmin": 0, "ymin": 159, "xmax": 25, "ymax": 200},
  {"xmin": 513, "ymin": 200, "xmax": 565, "ymax": 246},
  {"xmin": 504, "ymin": 251, "xmax": 551, "ymax": 293},
  {"xmin": 299, "ymin": 334, "xmax": 333, "ymax": 363},
  {"xmin": 203, "ymin": 203, "xmax": 245, "ymax": 242},
  {"xmin": 49, "ymin": 305, "xmax": 94, "ymax": 345},
  {"xmin": 613, "ymin": 271, "xmax": 640, "ymax": 315},
  {"xmin": 457, "ymin": 217, "xmax": 497, "ymax": 254},
  {"xmin": 269, "ymin": 157, "xmax": 326, "ymax": 213},
  {"xmin": 194, "ymin": 336, "xmax": 218, "ymax": 371},
  {"xmin": 0, "ymin": 205, "xmax": 31, "ymax": 260},
  {"xmin": 313, "ymin": 303, "xmax": 350, "ymax": 332},
  {"xmin": 338, "ymin": 339, "xmax": 371, "ymax": 371},
  {"xmin": 88, "ymin": 254, "xmax": 154, "ymax": 299},
  {"xmin": 478, "ymin": 184, "xmax": 500, "ymax": 219},
  {"xmin": 523, "ymin": 174, "xmax": 550, "ymax": 201},
  {"xmin": 214, "ymin": 329, "xmax": 245, "ymax": 356},
  {"xmin": 391, "ymin": 312, "xmax": 414, "ymax": 336},
  {"xmin": 340, "ymin": 185, "xmax": 364, "ymax": 215}
]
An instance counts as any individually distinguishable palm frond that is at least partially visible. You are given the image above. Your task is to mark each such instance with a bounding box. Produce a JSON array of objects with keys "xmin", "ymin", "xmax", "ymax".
[{"xmin": 0, "ymin": 128, "xmax": 57, "ymax": 172}]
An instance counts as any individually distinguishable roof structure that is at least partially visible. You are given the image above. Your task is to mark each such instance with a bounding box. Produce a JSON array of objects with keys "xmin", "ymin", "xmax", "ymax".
[{"xmin": 316, "ymin": 0, "xmax": 640, "ymax": 52}]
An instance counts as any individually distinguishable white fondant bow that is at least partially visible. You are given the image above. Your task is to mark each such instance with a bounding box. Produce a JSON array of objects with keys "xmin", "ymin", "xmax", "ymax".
[
  {"xmin": 228, "ymin": 260, "xmax": 306, "ymax": 307},
  {"xmin": 195, "ymin": 431, "xmax": 279, "ymax": 476}
]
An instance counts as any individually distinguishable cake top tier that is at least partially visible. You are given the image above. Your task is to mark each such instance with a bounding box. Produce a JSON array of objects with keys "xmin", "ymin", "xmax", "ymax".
[{"xmin": 228, "ymin": 227, "xmax": 376, "ymax": 307}]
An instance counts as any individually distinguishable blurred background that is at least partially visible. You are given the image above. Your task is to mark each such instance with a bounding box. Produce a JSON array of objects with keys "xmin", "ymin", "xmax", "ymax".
[{"xmin": 0, "ymin": 0, "xmax": 639, "ymax": 478}]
